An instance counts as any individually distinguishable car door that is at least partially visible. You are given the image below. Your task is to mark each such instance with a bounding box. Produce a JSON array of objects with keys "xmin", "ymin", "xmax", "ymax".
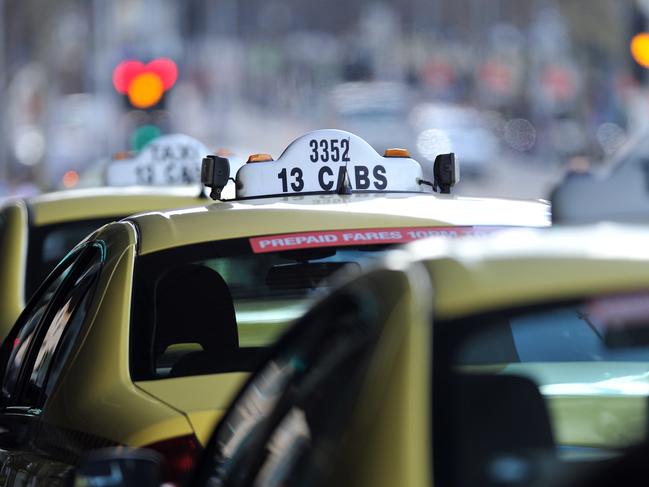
[
  {"xmin": 188, "ymin": 261, "xmax": 432, "ymax": 487},
  {"xmin": 0, "ymin": 243, "xmax": 104, "ymax": 486}
]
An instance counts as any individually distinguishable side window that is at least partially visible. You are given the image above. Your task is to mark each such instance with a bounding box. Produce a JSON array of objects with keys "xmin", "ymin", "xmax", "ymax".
[
  {"xmin": 21, "ymin": 246, "xmax": 102, "ymax": 406},
  {"xmin": 0, "ymin": 253, "xmax": 79, "ymax": 403}
]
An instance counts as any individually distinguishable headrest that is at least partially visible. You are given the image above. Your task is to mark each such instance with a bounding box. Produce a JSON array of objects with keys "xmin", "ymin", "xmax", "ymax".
[{"xmin": 154, "ymin": 264, "xmax": 238, "ymax": 356}]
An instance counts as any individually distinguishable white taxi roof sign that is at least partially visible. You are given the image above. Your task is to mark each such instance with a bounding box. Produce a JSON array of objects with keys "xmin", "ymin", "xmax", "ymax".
[
  {"xmin": 106, "ymin": 134, "xmax": 210, "ymax": 186},
  {"xmin": 235, "ymin": 129, "xmax": 424, "ymax": 199}
]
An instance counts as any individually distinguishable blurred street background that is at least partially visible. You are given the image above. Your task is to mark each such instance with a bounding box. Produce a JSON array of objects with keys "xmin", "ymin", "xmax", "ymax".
[{"xmin": 1, "ymin": 0, "xmax": 647, "ymax": 199}]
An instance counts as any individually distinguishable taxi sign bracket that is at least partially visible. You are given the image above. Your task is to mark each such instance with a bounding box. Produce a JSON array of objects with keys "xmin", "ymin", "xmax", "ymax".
[
  {"xmin": 417, "ymin": 177, "xmax": 435, "ymax": 191},
  {"xmin": 336, "ymin": 165, "xmax": 353, "ymax": 195}
]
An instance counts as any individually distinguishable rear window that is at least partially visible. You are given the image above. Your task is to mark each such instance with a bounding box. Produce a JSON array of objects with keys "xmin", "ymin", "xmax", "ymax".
[
  {"xmin": 129, "ymin": 235, "xmax": 391, "ymax": 381},
  {"xmin": 434, "ymin": 294, "xmax": 649, "ymax": 487},
  {"xmin": 26, "ymin": 218, "xmax": 118, "ymax": 298},
  {"xmin": 459, "ymin": 306, "xmax": 649, "ymax": 364}
]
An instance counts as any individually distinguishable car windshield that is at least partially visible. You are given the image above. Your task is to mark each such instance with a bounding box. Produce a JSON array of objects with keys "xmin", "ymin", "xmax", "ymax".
[
  {"xmin": 434, "ymin": 293, "xmax": 649, "ymax": 487},
  {"xmin": 130, "ymin": 234, "xmax": 390, "ymax": 381},
  {"xmin": 25, "ymin": 218, "xmax": 118, "ymax": 299}
]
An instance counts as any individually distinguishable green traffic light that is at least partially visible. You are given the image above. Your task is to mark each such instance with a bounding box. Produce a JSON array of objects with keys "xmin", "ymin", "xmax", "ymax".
[{"xmin": 131, "ymin": 124, "xmax": 161, "ymax": 152}]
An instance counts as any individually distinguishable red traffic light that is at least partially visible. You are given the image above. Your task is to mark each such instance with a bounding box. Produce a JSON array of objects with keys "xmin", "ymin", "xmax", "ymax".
[{"xmin": 112, "ymin": 58, "xmax": 178, "ymax": 108}]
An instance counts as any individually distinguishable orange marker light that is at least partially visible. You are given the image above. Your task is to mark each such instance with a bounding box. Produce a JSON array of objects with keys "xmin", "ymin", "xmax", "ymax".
[
  {"xmin": 112, "ymin": 150, "xmax": 134, "ymax": 160},
  {"xmin": 384, "ymin": 148, "xmax": 410, "ymax": 158},
  {"xmin": 247, "ymin": 153, "xmax": 274, "ymax": 163}
]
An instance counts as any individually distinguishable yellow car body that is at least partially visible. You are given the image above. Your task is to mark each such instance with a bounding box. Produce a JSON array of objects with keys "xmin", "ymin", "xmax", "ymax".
[
  {"xmin": 190, "ymin": 223, "xmax": 649, "ymax": 487},
  {"xmin": 0, "ymin": 189, "xmax": 548, "ymax": 486},
  {"xmin": 0, "ymin": 186, "xmax": 207, "ymax": 338}
]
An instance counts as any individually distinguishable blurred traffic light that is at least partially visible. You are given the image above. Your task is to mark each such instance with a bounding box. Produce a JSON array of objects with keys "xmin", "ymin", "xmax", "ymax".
[
  {"xmin": 130, "ymin": 124, "xmax": 162, "ymax": 151},
  {"xmin": 112, "ymin": 58, "xmax": 178, "ymax": 109},
  {"xmin": 631, "ymin": 33, "xmax": 649, "ymax": 68},
  {"xmin": 112, "ymin": 58, "xmax": 177, "ymax": 151},
  {"xmin": 630, "ymin": 5, "xmax": 649, "ymax": 83}
]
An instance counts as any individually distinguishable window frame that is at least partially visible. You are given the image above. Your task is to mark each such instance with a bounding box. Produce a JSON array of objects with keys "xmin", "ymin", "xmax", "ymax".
[
  {"xmin": 0, "ymin": 249, "xmax": 83, "ymax": 407},
  {"xmin": 0, "ymin": 242, "xmax": 104, "ymax": 410},
  {"xmin": 21, "ymin": 243, "xmax": 104, "ymax": 408}
]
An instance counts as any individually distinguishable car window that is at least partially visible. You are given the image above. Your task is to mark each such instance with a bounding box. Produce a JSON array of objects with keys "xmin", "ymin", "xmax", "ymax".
[
  {"xmin": 458, "ymin": 306, "xmax": 649, "ymax": 364},
  {"xmin": 130, "ymin": 236, "xmax": 394, "ymax": 381},
  {"xmin": 21, "ymin": 245, "xmax": 103, "ymax": 407},
  {"xmin": 25, "ymin": 218, "xmax": 116, "ymax": 299},
  {"xmin": 191, "ymin": 289, "xmax": 381, "ymax": 487},
  {"xmin": 434, "ymin": 292, "xmax": 649, "ymax": 487},
  {"xmin": 0, "ymin": 252, "xmax": 80, "ymax": 404}
]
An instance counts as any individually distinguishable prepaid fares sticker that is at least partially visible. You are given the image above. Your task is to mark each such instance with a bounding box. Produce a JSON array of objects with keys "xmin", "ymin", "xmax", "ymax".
[{"xmin": 250, "ymin": 226, "xmax": 507, "ymax": 253}]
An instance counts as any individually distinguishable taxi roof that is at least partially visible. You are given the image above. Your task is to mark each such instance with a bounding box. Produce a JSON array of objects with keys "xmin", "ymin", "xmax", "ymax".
[
  {"xmin": 401, "ymin": 223, "xmax": 649, "ymax": 320},
  {"xmin": 127, "ymin": 192, "xmax": 550, "ymax": 255},
  {"xmin": 17, "ymin": 186, "xmax": 206, "ymax": 226}
]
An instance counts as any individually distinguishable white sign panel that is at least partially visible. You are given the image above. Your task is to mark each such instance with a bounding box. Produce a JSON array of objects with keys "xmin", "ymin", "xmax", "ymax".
[
  {"xmin": 235, "ymin": 129, "xmax": 424, "ymax": 198},
  {"xmin": 107, "ymin": 134, "xmax": 210, "ymax": 186}
]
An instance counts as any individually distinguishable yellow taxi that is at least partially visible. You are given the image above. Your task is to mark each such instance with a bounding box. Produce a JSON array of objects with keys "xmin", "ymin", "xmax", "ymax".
[
  {"xmin": 0, "ymin": 129, "xmax": 548, "ymax": 486},
  {"xmin": 0, "ymin": 134, "xmax": 215, "ymax": 339},
  {"xmin": 181, "ymin": 223, "xmax": 649, "ymax": 487}
]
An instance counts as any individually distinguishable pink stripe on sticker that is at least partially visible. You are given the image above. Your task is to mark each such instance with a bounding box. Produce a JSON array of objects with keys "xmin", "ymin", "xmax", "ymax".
[{"xmin": 249, "ymin": 226, "xmax": 508, "ymax": 253}]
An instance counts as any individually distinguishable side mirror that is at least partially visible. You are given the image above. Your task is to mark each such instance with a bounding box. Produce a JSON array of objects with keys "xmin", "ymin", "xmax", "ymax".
[
  {"xmin": 434, "ymin": 153, "xmax": 460, "ymax": 194},
  {"xmin": 73, "ymin": 448, "xmax": 162, "ymax": 487},
  {"xmin": 201, "ymin": 155, "xmax": 231, "ymax": 200}
]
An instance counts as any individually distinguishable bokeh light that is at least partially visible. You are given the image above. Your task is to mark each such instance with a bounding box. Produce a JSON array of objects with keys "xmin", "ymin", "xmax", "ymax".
[
  {"xmin": 146, "ymin": 58, "xmax": 178, "ymax": 90},
  {"xmin": 631, "ymin": 33, "xmax": 649, "ymax": 68},
  {"xmin": 416, "ymin": 129, "xmax": 452, "ymax": 161},
  {"xmin": 596, "ymin": 122, "xmax": 626, "ymax": 155},
  {"xmin": 113, "ymin": 58, "xmax": 178, "ymax": 109},
  {"xmin": 62, "ymin": 169, "xmax": 79, "ymax": 188},
  {"xmin": 112, "ymin": 60, "xmax": 145, "ymax": 94},
  {"xmin": 130, "ymin": 124, "xmax": 162, "ymax": 151},
  {"xmin": 14, "ymin": 126, "xmax": 45, "ymax": 166},
  {"xmin": 128, "ymin": 73, "xmax": 165, "ymax": 109},
  {"xmin": 504, "ymin": 119, "xmax": 536, "ymax": 152}
]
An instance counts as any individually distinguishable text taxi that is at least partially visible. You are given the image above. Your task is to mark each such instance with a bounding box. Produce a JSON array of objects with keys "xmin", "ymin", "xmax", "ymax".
[
  {"xmin": 182, "ymin": 224, "xmax": 649, "ymax": 487},
  {"xmin": 0, "ymin": 134, "xmax": 214, "ymax": 340},
  {"xmin": 0, "ymin": 130, "xmax": 547, "ymax": 485}
]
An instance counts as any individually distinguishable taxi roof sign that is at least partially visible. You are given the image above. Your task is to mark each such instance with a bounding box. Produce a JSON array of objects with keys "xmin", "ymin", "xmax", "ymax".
[
  {"xmin": 234, "ymin": 129, "xmax": 425, "ymax": 199},
  {"xmin": 106, "ymin": 134, "xmax": 210, "ymax": 186}
]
